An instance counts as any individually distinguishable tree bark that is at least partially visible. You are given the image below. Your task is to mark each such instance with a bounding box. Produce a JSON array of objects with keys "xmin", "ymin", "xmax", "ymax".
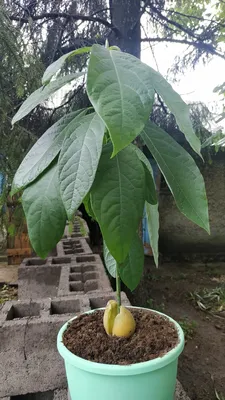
[{"xmin": 109, "ymin": 0, "xmax": 141, "ymax": 58}]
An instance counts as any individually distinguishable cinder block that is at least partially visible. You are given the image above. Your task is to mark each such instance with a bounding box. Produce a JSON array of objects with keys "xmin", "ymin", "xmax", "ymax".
[
  {"xmin": 88, "ymin": 291, "xmax": 130, "ymax": 309},
  {"xmin": 22, "ymin": 258, "xmax": 47, "ymax": 266},
  {"xmin": 0, "ymin": 294, "xmax": 190, "ymax": 400},
  {"xmin": 175, "ymin": 381, "xmax": 191, "ymax": 400},
  {"xmin": 1, "ymin": 382, "xmax": 190, "ymax": 400},
  {"xmin": 0, "ymin": 296, "xmax": 90, "ymax": 397},
  {"xmin": 57, "ymin": 238, "xmax": 92, "ymax": 257},
  {"xmin": 53, "ymin": 389, "xmax": 69, "ymax": 400},
  {"xmin": 18, "ymin": 264, "xmax": 62, "ymax": 300},
  {"xmin": 51, "ymin": 257, "xmax": 71, "ymax": 265},
  {"xmin": 57, "ymin": 254, "xmax": 112, "ymax": 297},
  {"xmin": 0, "ymin": 299, "xmax": 51, "ymax": 323}
]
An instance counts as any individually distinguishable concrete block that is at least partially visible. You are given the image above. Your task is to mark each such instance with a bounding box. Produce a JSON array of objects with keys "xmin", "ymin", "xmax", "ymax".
[
  {"xmin": 57, "ymin": 254, "xmax": 112, "ymax": 297},
  {"xmin": 53, "ymin": 389, "xmax": 69, "ymax": 400},
  {"xmin": 175, "ymin": 381, "xmax": 191, "ymax": 400},
  {"xmin": 18, "ymin": 256, "xmax": 79, "ymax": 300},
  {"xmin": 57, "ymin": 238, "xmax": 92, "ymax": 257},
  {"xmin": 51, "ymin": 257, "xmax": 72, "ymax": 265},
  {"xmin": 18, "ymin": 263, "xmax": 62, "ymax": 300},
  {"xmin": 0, "ymin": 296, "xmax": 90, "ymax": 397},
  {"xmin": 88, "ymin": 291, "xmax": 130, "ymax": 309},
  {"xmin": 0, "ymin": 383, "xmax": 191, "ymax": 400},
  {"xmin": 0, "ymin": 292, "xmax": 190, "ymax": 400}
]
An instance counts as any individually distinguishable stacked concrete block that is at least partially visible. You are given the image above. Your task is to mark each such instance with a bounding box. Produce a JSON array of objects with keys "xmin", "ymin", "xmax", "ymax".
[
  {"xmin": 0, "ymin": 217, "xmax": 131, "ymax": 398},
  {"xmin": 0, "ymin": 291, "xmax": 129, "ymax": 398},
  {"xmin": 0, "ymin": 382, "xmax": 191, "ymax": 400},
  {"xmin": 18, "ymin": 258, "xmax": 63, "ymax": 300},
  {"xmin": 56, "ymin": 238, "xmax": 92, "ymax": 258},
  {"xmin": 0, "ymin": 217, "xmax": 190, "ymax": 400},
  {"xmin": 57, "ymin": 254, "xmax": 112, "ymax": 297},
  {"xmin": 18, "ymin": 253, "xmax": 112, "ymax": 300}
]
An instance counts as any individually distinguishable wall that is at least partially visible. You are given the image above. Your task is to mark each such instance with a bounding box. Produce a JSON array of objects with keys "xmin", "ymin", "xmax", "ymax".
[{"xmin": 159, "ymin": 152, "xmax": 225, "ymax": 256}]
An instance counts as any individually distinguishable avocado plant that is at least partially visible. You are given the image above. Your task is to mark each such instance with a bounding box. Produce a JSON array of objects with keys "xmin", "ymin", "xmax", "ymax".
[{"xmin": 12, "ymin": 43, "xmax": 209, "ymax": 336}]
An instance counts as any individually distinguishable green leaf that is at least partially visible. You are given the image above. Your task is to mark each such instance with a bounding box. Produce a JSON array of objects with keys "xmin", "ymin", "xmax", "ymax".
[
  {"xmin": 141, "ymin": 121, "xmax": 209, "ymax": 233},
  {"xmin": 42, "ymin": 47, "xmax": 91, "ymax": 84},
  {"xmin": 22, "ymin": 163, "xmax": 67, "ymax": 258},
  {"xmin": 12, "ymin": 72, "xmax": 84, "ymax": 125},
  {"xmin": 59, "ymin": 113, "xmax": 105, "ymax": 219},
  {"xmin": 87, "ymin": 44, "xmax": 154, "ymax": 156},
  {"xmin": 145, "ymin": 201, "xmax": 159, "ymax": 267},
  {"xmin": 148, "ymin": 67, "xmax": 201, "ymax": 156},
  {"xmin": 132, "ymin": 145, "xmax": 157, "ymax": 205},
  {"xmin": 83, "ymin": 193, "xmax": 96, "ymax": 220},
  {"xmin": 103, "ymin": 241, "xmax": 116, "ymax": 278},
  {"xmin": 91, "ymin": 143, "xmax": 145, "ymax": 263},
  {"xmin": 119, "ymin": 233, "xmax": 144, "ymax": 291},
  {"xmin": 7, "ymin": 223, "xmax": 16, "ymax": 237},
  {"xmin": 11, "ymin": 109, "xmax": 86, "ymax": 195}
]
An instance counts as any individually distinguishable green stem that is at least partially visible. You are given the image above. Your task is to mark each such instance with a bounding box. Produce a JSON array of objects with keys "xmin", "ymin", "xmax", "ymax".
[{"xmin": 116, "ymin": 262, "xmax": 121, "ymax": 313}]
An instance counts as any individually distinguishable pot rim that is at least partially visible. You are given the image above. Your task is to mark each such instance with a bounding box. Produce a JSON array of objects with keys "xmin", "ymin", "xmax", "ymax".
[{"xmin": 57, "ymin": 306, "xmax": 184, "ymax": 376}]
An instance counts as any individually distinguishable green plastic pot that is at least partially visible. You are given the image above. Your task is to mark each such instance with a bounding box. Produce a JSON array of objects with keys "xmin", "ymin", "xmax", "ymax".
[{"xmin": 57, "ymin": 307, "xmax": 184, "ymax": 400}]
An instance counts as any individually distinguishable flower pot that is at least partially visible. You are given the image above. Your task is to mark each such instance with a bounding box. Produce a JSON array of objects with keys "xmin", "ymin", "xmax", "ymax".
[{"xmin": 57, "ymin": 307, "xmax": 184, "ymax": 400}]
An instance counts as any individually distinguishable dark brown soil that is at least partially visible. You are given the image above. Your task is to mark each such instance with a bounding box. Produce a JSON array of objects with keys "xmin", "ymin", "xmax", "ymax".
[
  {"xmin": 63, "ymin": 309, "xmax": 178, "ymax": 365},
  {"xmin": 131, "ymin": 258, "xmax": 225, "ymax": 400}
]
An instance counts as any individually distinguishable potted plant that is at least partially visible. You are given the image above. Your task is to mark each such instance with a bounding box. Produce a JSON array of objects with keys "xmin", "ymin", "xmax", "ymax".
[{"xmin": 12, "ymin": 43, "xmax": 209, "ymax": 400}]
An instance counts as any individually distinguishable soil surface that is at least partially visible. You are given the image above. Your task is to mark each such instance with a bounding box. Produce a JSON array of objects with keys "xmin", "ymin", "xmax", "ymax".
[
  {"xmin": 63, "ymin": 309, "xmax": 178, "ymax": 365},
  {"xmin": 131, "ymin": 258, "xmax": 225, "ymax": 400}
]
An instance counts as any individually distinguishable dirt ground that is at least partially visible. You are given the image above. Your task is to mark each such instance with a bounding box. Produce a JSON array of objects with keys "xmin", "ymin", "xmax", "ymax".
[
  {"xmin": 0, "ymin": 262, "xmax": 18, "ymax": 284},
  {"xmin": 130, "ymin": 258, "xmax": 225, "ymax": 400}
]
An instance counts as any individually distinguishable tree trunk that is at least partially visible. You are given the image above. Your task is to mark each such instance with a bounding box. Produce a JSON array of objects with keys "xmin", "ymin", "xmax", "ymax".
[{"xmin": 109, "ymin": 0, "xmax": 141, "ymax": 58}]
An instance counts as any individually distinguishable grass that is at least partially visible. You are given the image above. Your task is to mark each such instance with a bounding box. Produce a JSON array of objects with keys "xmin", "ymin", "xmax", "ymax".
[
  {"xmin": 190, "ymin": 286, "xmax": 225, "ymax": 315},
  {"xmin": 215, "ymin": 389, "xmax": 225, "ymax": 400},
  {"xmin": 0, "ymin": 284, "xmax": 17, "ymax": 304},
  {"xmin": 178, "ymin": 318, "xmax": 197, "ymax": 340},
  {"xmin": 172, "ymin": 272, "xmax": 188, "ymax": 281},
  {"xmin": 146, "ymin": 273, "xmax": 161, "ymax": 281},
  {"xmin": 205, "ymin": 266, "xmax": 221, "ymax": 278},
  {"xmin": 146, "ymin": 298, "xmax": 165, "ymax": 313},
  {"xmin": 75, "ymin": 216, "xmax": 88, "ymax": 237},
  {"xmin": 68, "ymin": 220, "xmax": 73, "ymax": 234}
]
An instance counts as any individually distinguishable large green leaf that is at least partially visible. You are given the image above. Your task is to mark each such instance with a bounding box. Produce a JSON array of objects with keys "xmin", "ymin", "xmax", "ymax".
[
  {"xmin": 91, "ymin": 143, "xmax": 145, "ymax": 262},
  {"xmin": 42, "ymin": 47, "xmax": 91, "ymax": 84},
  {"xmin": 59, "ymin": 113, "xmax": 105, "ymax": 219},
  {"xmin": 141, "ymin": 121, "xmax": 209, "ymax": 233},
  {"xmin": 11, "ymin": 109, "xmax": 86, "ymax": 195},
  {"xmin": 87, "ymin": 44, "xmax": 154, "ymax": 156},
  {"xmin": 12, "ymin": 72, "xmax": 84, "ymax": 125},
  {"xmin": 22, "ymin": 163, "xmax": 67, "ymax": 258},
  {"xmin": 132, "ymin": 145, "xmax": 157, "ymax": 205},
  {"xmin": 148, "ymin": 67, "xmax": 201, "ymax": 156},
  {"xmin": 103, "ymin": 241, "xmax": 116, "ymax": 278},
  {"xmin": 145, "ymin": 202, "xmax": 159, "ymax": 267},
  {"xmin": 119, "ymin": 233, "xmax": 144, "ymax": 291}
]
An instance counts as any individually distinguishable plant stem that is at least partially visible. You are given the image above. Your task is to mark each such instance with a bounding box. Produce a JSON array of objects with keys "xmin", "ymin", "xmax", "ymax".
[{"xmin": 116, "ymin": 262, "xmax": 121, "ymax": 313}]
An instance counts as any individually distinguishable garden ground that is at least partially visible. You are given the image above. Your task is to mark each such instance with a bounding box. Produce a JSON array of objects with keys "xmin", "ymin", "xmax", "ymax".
[{"xmin": 131, "ymin": 259, "xmax": 225, "ymax": 400}]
